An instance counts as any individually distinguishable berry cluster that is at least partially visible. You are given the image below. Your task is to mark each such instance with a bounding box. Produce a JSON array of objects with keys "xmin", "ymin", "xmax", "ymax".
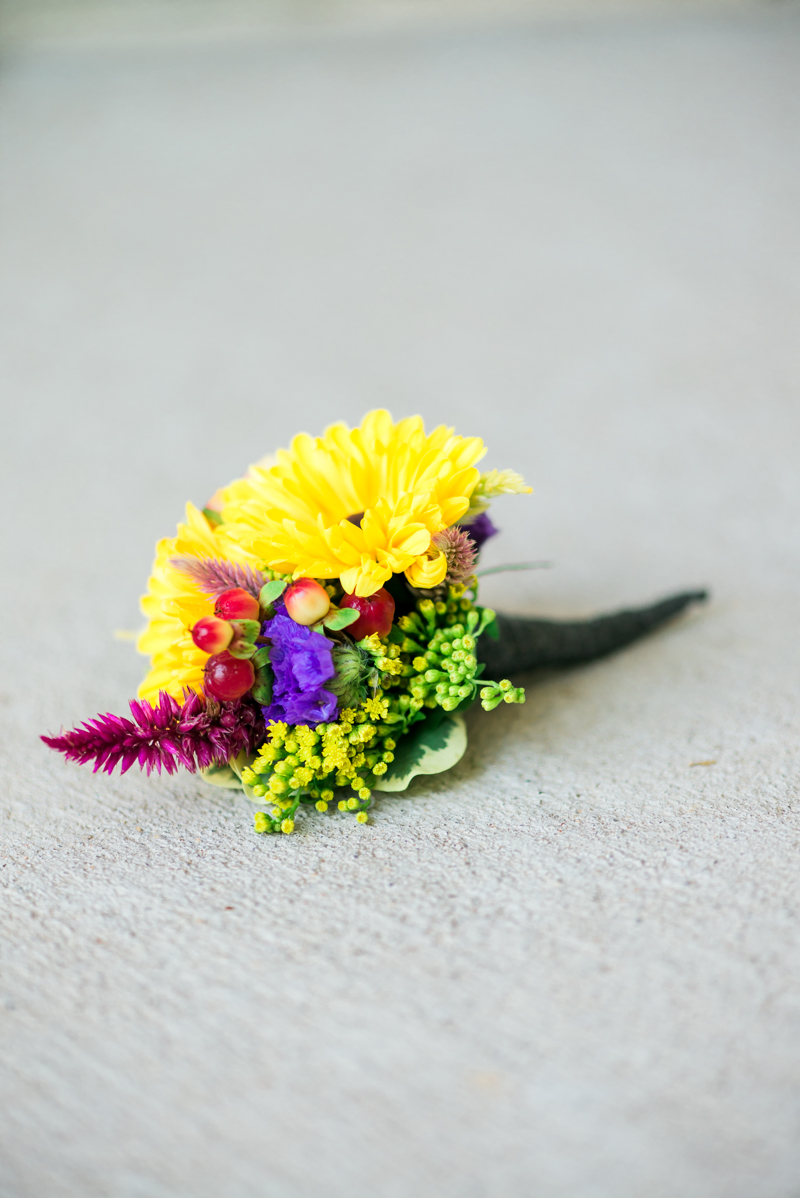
[
  {"xmin": 191, "ymin": 578, "xmax": 342, "ymax": 703},
  {"xmin": 192, "ymin": 587, "xmax": 262, "ymax": 702}
]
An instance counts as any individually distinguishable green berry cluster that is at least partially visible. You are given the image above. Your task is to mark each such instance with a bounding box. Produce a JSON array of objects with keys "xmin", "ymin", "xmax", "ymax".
[
  {"xmin": 398, "ymin": 590, "xmax": 525, "ymax": 713},
  {"xmin": 247, "ymin": 582, "xmax": 524, "ymax": 834}
]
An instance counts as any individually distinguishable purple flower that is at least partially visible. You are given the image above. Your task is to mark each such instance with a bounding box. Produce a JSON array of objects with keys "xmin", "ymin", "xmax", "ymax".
[
  {"xmin": 261, "ymin": 605, "xmax": 337, "ymax": 726},
  {"xmin": 459, "ymin": 511, "xmax": 498, "ymax": 550}
]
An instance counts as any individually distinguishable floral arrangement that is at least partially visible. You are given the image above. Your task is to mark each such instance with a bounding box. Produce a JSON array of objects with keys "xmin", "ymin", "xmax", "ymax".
[{"xmin": 43, "ymin": 411, "xmax": 534, "ymax": 834}]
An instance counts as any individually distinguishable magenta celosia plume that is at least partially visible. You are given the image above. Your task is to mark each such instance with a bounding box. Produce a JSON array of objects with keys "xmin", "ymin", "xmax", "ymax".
[{"xmin": 42, "ymin": 691, "xmax": 264, "ymax": 777}]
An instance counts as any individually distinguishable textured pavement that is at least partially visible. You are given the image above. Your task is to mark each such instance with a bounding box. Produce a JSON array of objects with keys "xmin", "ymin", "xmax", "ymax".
[{"xmin": 2, "ymin": 7, "xmax": 800, "ymax": 1196}]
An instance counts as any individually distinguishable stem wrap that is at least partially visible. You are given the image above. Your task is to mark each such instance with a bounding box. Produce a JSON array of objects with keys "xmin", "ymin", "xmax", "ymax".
[{"xmin": 478, "ymin": 590, "xmax": 708, "ymax": 678}]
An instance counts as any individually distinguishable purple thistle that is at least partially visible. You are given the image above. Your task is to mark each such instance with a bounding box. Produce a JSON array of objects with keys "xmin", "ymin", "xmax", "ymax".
[
  {"xmin": 457, "ymin": 511, "xmax": 498, "ymax": 550},
  {"xmin": 169, "ymin": 556, "xmax": 266, "ymax": 600},
  {"xmin": 42, "ymin": 691, "xmax": 265, "ymax": 777},
  {"xmin": 433, "ymin": 527, "xmax": 478, "ymax": 585}
]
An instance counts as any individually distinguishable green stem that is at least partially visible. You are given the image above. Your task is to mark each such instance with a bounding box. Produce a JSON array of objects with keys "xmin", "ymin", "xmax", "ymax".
[{"xmin": 475, "ymin": 561, "xmax": 553, "ymax": 577}]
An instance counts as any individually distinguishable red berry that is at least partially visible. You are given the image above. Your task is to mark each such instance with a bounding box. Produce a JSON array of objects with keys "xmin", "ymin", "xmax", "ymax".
[
  {"xmin": 340, "ymin": 587, "xmax": 395, "ymax": 640},
  {"xmin": 204, "ymin": 651, "xmax": 255, "ymax": 701},
  {"xmin": 191, "ymin": 615, "xmax": 234, "ymax": 655},
  {"xmin": 284, "ymin": 578, "xmax": 331, "ymax": 626},
  {"xmin": 215, "ymin": 588, "xmax": 260, "ymax": 621}
]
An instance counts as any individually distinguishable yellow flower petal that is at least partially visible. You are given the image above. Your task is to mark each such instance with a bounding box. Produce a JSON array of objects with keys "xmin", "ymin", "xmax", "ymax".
[
  {"xmin": 405, "ymin": 548, "xmax": 448, "ymax": 590},
  {"xmin": 136, "ymin": 502, "xmax": 254, "ymax": 702},
  {"xmin": 220, "ymin": 411, "xmax": 487, "ymax": 596}
]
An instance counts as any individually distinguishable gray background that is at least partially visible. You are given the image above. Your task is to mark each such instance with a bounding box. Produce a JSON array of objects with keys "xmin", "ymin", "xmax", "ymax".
[{"xmin": 2, "ymin": 4, "xmax": 800, "ymax": 1195}]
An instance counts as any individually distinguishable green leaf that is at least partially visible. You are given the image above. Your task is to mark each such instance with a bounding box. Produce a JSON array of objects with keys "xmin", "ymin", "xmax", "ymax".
[
  {"xmin": 231, "ymin": 619, "xmax": 261, "ymax": 642},
  {"xmin": 372, "ymin": 713, "xmax": 467, "ymax": 793},
  {"xmin": 483, "ymin": 617, "xmax": 500, "ymax": 641},
  {"xmin": 228, "ymin": 618, "xmax": 261, "ymax": 658},
  {"xmin": 198, "ymin": 762, "xmax": 243, "ymax": 789},
  {"xmin": 260, "ymin": 580, "xmax": 287, "ymax": 606},
  {"xmin": 252, "ymin": 665, "xmax": 272, "ymax": 705},
  {"xmin": 323, "ymin": 607, "xmax": 360, "ymax": 631},
  {"xmin": 252, "ymin": 646, "xmax": 271, "ymax": 668},
  {"xmin": 199, "ymin": 751, "xmax": 258, "ymax": 797},
  {"xmin": 228, "ymin": 642, "xmax": 256, "ymax": 660},
  {"xmin": 202, "ymin": 507, "xmax": 223, "ymax": 527}
]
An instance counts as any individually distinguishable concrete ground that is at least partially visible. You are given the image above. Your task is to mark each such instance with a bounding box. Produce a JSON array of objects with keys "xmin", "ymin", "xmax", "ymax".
[{"xmin": 1, "ymin": 5, "xmax": 800, "ymax": 1196}]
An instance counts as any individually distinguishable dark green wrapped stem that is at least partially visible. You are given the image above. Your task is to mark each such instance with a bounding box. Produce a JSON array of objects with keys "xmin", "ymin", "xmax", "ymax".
[{"xmin": 478, "ymin": 590, "xmax": 708, "ymax": 678}]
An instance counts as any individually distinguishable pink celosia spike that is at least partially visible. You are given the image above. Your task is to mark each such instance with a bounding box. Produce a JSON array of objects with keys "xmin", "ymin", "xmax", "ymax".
[{"xmin": 42, "ymin": 693, "xmax": 265, "ymax": 777}]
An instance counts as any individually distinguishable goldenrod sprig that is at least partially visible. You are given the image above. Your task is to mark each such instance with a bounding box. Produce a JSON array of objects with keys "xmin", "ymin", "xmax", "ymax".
[{"xmin": 249, "ymin": 582, "xmax": 525, "ymax": 833}]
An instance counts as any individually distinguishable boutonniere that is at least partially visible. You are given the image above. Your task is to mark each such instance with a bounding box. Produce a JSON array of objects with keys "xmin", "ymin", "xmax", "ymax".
[{"xmin": 44, "ymin": 410, "xmax": 705, "ymax": 834}]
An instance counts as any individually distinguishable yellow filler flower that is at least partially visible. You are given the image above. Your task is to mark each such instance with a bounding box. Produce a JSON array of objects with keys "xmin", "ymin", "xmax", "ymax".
[
  {"xmin": 220, "ymin": 410, "xmax": 487, "ymax": 597},
  {"xmin": 137, "ymin": 503, "xmax": 253, "ymax": 701}
]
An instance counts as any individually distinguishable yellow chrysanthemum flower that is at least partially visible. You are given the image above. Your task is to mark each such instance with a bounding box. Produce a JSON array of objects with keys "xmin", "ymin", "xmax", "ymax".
[
  {"xmin": 137, "ymin": 503, "xmax": 253, "ymax": 702},
  {"xmin": 220, "ymin": 410, "xmax": 487, "ymax": 597}
]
